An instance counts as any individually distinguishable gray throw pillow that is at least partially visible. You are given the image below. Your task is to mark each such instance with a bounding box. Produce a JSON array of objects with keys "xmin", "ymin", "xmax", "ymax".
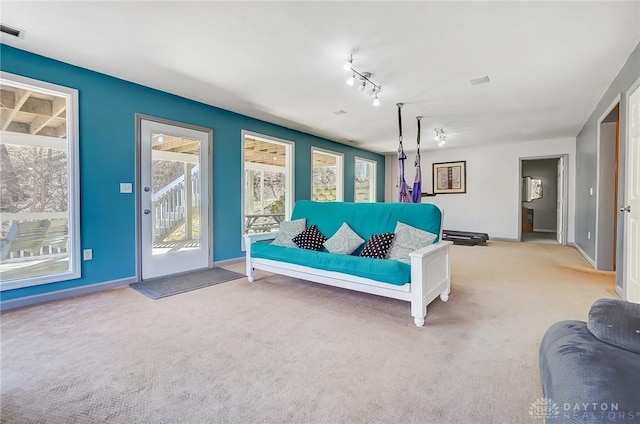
[
  {"xmin": 323, "ymin": 222, "xmax": 365, "ymax": 255},
  {"xmin": 387, "ymin": 221, "xmax": 437, "ymax": 264},
  {"xmin": 270, "ymin": 218, "xmax": 306, "ymax": 248},
  {"xmin": 587, "ymin": 298, "xmax": 640, "ymax": 354}
]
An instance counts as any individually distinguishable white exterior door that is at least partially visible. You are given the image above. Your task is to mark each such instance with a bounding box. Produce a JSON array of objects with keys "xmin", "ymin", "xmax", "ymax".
[
  {"xmin": 557, "ymin": 157, "xmax": 564, "ymax": 244},
  {"xmin": 624, "ymin": 84, "xmax": 640, "ymax": 303},
  {"xmin": 140, "ymin": 119, "xmax": 211, "ymax": 280}
]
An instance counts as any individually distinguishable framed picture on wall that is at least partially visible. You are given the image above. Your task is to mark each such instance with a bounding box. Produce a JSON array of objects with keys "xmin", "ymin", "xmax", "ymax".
[{"xmin": 432, "ymin": 161, "xmax": 467, "ymax": 194}]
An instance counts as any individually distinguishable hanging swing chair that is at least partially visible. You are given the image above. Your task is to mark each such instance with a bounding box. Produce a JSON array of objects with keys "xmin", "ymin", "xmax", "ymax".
[
  {"xmin": 396, "ymin": 103, "xmax": 412, "ymax": 203},
  {"xmin": 412, "ymin": 116, "xmax": 423, "ymax": 203}
]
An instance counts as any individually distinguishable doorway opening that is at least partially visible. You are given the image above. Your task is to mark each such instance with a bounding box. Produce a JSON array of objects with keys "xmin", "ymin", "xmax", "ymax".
[
  {"xmin": 519, "ymin": 156, "xmax": 567, "ymax": 245},
  {"xmin": 596, "ymin": 102, "xmax": 620, "ymax": 271}
]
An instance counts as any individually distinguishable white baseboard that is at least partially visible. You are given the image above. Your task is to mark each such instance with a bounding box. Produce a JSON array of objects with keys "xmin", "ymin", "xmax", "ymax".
[
  {"xmin": 0, "ymin": 277, "xmax": 136, "ymax": 312},
  {"xmin": 533, "ymin": 229, "xmax": 556, "ymax": 233},
  {"xmin": 569, "ymin": 242, "xmax": 595, "ymax": 268},
  {"xmin": 615, "ymin": 285, "xmax": 625, "ymax": 300}
]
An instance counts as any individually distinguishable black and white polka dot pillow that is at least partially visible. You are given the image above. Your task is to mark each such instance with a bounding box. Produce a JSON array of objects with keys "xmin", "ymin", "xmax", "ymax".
[
  {"xmin": 292, "ymin": 224, "xmax": 327, "ymax": 251},
  {"xmin": 360, "ymin": 233, "xmax": 395, "ymax": 259}
]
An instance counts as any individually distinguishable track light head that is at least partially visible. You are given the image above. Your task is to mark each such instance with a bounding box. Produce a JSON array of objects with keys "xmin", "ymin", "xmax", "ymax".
[
  {"xmin": 343, "ymin": 51, "xmax": 354, "ymax": 71},
  {"xmin": 373, "ymin": 92, "xmax": 380, "ymax": 106},
  {"xmin": 359, "ymin": 80, "xmax": 367, "ymax": 92},
  {"xmin": 346, "ymin": 73, "xmax": 355, "ymax": 86}
]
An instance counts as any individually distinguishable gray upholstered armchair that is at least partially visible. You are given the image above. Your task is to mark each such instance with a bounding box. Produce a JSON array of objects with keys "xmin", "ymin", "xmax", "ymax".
[{"xmin": 539, "ymin": 299, "xmax": 640, "ymax": 423}]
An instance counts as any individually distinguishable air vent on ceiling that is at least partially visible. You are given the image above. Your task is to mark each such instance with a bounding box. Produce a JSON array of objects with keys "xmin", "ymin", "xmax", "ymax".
[
  {"xmin": 470, "ymin": 75, "xmax": 490, "ymax": 86},
  {"xmin": 0, "ymin": 24, "xmax": 25, "ymax": 39},
  {"xmin": 333, "ymin": 109, "xmax": 347, "ymax": 115}
]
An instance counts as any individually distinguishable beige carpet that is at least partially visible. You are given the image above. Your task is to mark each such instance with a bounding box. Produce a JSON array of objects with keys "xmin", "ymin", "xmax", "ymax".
[{"xmin": 0, "ymin": 242, "xmax": 616, "ymax": 424}]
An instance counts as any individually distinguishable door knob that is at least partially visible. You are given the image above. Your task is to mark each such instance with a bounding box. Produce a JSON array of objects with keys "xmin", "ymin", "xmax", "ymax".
[
  {"xmin": 144, "ymin": 209, "xmax": 151, "ymax": 215},
  {"xmin": 619, "ymin": 205, "xmax": 631, "ymax": 213}
]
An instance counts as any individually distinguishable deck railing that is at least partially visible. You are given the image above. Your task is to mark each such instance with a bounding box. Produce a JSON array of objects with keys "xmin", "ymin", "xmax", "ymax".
[{"xmin": 152, "ymin": 167, "xmax": 200, "ymax": 242}]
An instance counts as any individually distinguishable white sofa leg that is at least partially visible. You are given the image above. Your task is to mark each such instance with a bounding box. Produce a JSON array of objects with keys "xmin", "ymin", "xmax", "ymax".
[
  {"xmin": 411, "ymin": 299, "xmax": 427, "ymax": 327},
  {"xmin": 440, "ymin": 278, "xmax": 451, "ymax": 302},
  {"xmin": 246, "ymin": 260, "xmax": 255, "ymax": 282}
]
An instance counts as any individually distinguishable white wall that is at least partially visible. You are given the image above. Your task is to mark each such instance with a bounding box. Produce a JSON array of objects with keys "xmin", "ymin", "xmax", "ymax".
[{"xmin": 385, "ymin": 137, "xmax": 576, "ymax": 242}]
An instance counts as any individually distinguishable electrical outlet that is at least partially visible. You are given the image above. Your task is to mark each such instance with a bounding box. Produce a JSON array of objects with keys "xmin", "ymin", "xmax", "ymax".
[
  {"xmin": 83, "ymin": 249, "xmax": 93, "ymax": 261},
  {"xmin": 589, "ymin": 187, "xmax": 593, "ymax": 196},
  {"xmin": 587, "ymin": 232, "xmax": 591, "ymax": 240}
]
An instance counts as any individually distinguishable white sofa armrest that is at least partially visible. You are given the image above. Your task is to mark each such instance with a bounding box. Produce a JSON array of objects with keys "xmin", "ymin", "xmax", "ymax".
[
  {"xmin": 245, "ymin": 232, "xmax": 278, "ymax": 244},
  {"xmin": 244, "ymin": 232, "xmax": 278, "ymax": 282},
  {"xmin": 408, "ymin": 239, "xmax": 453, "ymax": 259},
  {"xmin": 408, "ymin": 240, "xmax": 453, "ymax": 326}
]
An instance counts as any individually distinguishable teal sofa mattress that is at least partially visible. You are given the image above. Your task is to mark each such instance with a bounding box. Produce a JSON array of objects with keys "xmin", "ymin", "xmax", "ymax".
[
  {"xmin": 249, "ymin": 201, "xmax": 443, "ymax": 287},
  {"xmin": 251, "ymin": 242, "xmax": 411, "ymax": 286}
]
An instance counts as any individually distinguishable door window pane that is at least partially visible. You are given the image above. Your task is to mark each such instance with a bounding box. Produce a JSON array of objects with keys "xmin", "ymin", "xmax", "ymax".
[
  {"xmin": 0, "ymin": 74, "xmax": 80, "ymax": 289},
  {"xmin": 355, "ymin": 157, "xmax": 377, "ymax": 202},
  {"xmin": 151, "ymin": 133, "xmax": 200, "ymax": 255},
  {"xmin": 312, "ymin": 148, "xmax": 343, "ymax": 202}
]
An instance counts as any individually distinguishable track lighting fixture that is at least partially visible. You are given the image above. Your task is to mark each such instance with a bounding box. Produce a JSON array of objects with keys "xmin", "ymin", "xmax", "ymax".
[
  {"xmin": 434, "ymin": 127, "xmax": 447, "ymax": 146},
  {"xmin": 342, "ymin": 50, "xmax": 382, "ymax": 106}
]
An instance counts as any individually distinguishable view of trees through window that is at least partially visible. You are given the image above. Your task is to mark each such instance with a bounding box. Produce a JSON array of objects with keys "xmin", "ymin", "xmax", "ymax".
[
  {"xmin": 312, "ymin": 149, "xmax": 342, "ymax": 202},
  {"xmin": 1, "ymin": 145, "xmax": 68, "ymax": 236},
  {"xmin": 246, "ymin": 170, "xmax": 286, "ymax": 214},
  {"xmin": 355, "ymin": 158, "xmax": 376, "ymax": 202},
  {"xmin": 0, "ymin": 77, "xmax": 79, "ymax": 288},
  {"xmin": 243, "ymin": 133, "xmax": 292, "ymax": 236}
]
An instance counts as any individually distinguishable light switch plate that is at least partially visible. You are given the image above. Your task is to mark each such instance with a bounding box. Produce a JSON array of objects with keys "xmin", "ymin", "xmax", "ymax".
[
  {"xmin": 120, "ymin": 183, "xmax": 133, "ymax": 193},
  {"xmin": 83, "ymin": 249, "xmax": 93, "ymax": 260}
]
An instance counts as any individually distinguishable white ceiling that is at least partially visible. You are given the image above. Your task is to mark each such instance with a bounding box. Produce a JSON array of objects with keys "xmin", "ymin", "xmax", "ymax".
[{"xmin": 1, "ymin": 1, "xmax": 639, "ymax": 154}]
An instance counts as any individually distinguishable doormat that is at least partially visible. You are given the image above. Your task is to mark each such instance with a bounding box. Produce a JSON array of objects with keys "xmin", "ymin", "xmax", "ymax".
[{"xmin": 130, "ymin": 267, "xmax": 245, "ymax": 300}]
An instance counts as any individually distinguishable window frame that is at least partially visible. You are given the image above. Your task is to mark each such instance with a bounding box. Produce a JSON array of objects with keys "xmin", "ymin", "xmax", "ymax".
[
  {"xmin": 354, "ymin": 156, "xmax": 377, "ymax": 203},
  {"xmin": 311, "ymin": 147, "xmax": 344, "ymax": 202},
  {"xmin": 241, "ymin": 130, "xmax": 295, "ymax": 248},
  {"xmin": 0, "ymin": 72, "xmax": 81, "ymax": 290}
]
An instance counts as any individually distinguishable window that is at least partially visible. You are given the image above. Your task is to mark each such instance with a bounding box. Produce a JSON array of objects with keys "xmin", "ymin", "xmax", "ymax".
[
  {"xmin": 0, "ymin": 72, "xmax": 80, "ymax": 290},
  {"xmin": 355, "ymin": 157, "xmax": 377, "ymax": 202},
  {"xmin": 312, "ymin": 148, "xmax": 343, "ymax": 202},
  {"xmin": 242, "ymin": 132, "xmax": 294, "ymax": 239}
]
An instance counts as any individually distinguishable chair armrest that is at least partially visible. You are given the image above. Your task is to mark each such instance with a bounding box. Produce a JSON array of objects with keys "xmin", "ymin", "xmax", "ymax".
[{"xmin": 587, "ymin": 298, "xmax": 640, "ymax": 354}]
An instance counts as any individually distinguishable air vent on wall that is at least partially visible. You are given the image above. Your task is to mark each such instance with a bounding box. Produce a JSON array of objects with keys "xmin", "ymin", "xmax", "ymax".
[
  {"xmin": 470, "ymin": 75, "xmax": 490, "ymax": 86},
  {"xmin": 0, "ymin": 24, "xmax": 25, "ymax": 39}
]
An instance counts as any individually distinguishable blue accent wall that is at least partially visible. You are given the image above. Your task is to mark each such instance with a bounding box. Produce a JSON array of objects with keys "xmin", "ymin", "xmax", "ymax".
[{"xmin": 0, "ymin": 45, "xmax": 385, "ymax": 301}]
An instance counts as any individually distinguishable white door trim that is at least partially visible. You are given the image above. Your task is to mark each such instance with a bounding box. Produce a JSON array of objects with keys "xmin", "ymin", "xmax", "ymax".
[
  {"xmin": 622, "ymin": 77, "xmax": 640, "ymax": 303},
  {"xmin": 135, "ymin": 114, "xmax": 213, "ymax": 281}
]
